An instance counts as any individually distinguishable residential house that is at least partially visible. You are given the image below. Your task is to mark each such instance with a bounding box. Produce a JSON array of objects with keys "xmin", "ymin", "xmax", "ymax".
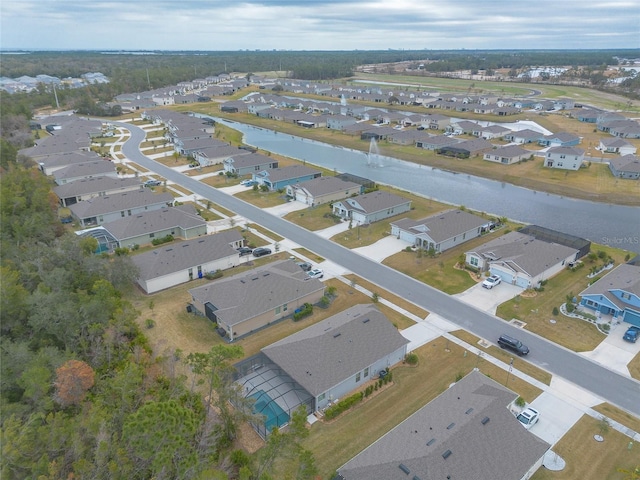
[
  {"xmin": 38, "ymin": 151, "xmax": 102, "ymax": 176},
  {"xmin": 390, "ymin": 209, "xmax": 488, "ymax": 253},
  {"xmin": 188, "ymin": 260, "xmax": 326, "ymax": 340},
  {"xmin": 465, "ymin": 230, "xmax": 578, "ymax": 289},
  {"xmin": 54, "ymin": 176, "xmax": 142, "ymax": 207},
  {"xmin": 544, "ymin": 146, "xmax": 585, "ymax": 171},
  {"xmin": 261, "ymin": 304, "xmax": 408, "ymax": 412},
  {"xmin": 416, "ymin": 135, "xmax": 458, "ymax": 151},
  {"xmin": 233, "ymin": 304, "xmax": 409, "ymax": 436},
  {"xmin": 538, "ymin": 132, "xmax": 581, "ymax": 147},
  {"xmin": 609, "ymin": 154, "xmax": 640, "ymax": 179},
  {"xmin": 336, "ymin": 370, "xmax": 550, "ymax": 480},
  {"xmin": 53, "ymin": 160, "xmax": 118, "ymax": 185},
  {"xmin": 254, "ymin": 165, "xmax": 321, "ymax": 191},
  {"xmin": 579, "ymin": 263, "xmax": 640, "ymax": 326},
  {"xmin": 193, "ymin": 145, "xmax": 252, "ymax": 167},
  {"xmin": 132, "ymin": 230, "xmax": 244, "ymax": 294},
  {"xmin": 438, "ymin": 138, "xmax": 494, "ymax": 158},
  {"xmin": 223, "ymin": 153, "xmax": 279, "ymax": 176},
  {"xmin": 598, "ymin": 138, "xmax": 637, "ymax": 156},
  {"xmin": 473, "ymin": 124, "xmax": 511, "ymax": 140},
  {"xmin": 101, "ymin": 204, "xmax": 207, "ymax": 249},
  {"xmin": 504, "ymin": 129, "xmax": 543, "ymax": 144},
  {"xmin": 69, "ymin": 190, "xmax": 173, "ymax": 227},
  {"xmin": 286, "ymin": 176, "xmax": 363, "ymax": 206},
  {"xmin": 332, "ymin": 191, "xmax": 411, "ymax": 224},
  {"xmin": 483, "ymin": 145, "xmax": 532, "ymax": 165}
]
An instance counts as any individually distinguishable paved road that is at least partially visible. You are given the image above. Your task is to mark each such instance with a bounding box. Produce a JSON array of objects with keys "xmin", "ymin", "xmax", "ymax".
[{"xmin": 117, "ymin": 121, "xmax": 640, "ymax": 417}]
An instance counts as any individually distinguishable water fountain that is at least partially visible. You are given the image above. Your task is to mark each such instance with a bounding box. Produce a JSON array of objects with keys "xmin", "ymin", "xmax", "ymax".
[{"xmin": 367, "ymin": 137, "xmax": 383, "ymax": 168}]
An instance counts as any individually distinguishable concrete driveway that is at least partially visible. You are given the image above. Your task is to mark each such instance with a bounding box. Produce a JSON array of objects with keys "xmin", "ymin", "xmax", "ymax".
[
  {"xmin": 580, "ymin": 322, "xmax": 640, "ymax": 377},
  {"xmin": 454, "ymin": 282, "xmax": 523, "ymax": 314}
]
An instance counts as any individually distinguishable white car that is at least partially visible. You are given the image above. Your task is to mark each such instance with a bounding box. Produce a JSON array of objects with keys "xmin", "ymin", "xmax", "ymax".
[
  {"xmin": 482, "ymin": 274, "xmax": 502, "ymax": 289},
  {"xmin": 307, "ymin": 269, "xmax": 324, "ymax": 279},
  {"xmin": 516, "ymin": 407, "xmax": 540, "ymax": 429}
]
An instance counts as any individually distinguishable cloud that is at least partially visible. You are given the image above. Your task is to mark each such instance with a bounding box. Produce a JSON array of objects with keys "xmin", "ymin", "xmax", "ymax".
[{"xmin": 1, "ymin": 0, "xmax": 637, "ymax": 50}]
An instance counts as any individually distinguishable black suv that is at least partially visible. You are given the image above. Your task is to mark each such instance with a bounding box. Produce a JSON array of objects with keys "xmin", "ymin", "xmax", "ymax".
[
  {"xmin": 252, "ymin": 247, "xmax": 272, "ymax": 257},
  {"xmin": 497, "ymin": 334, "xmax": 529, "ymax": 356}
]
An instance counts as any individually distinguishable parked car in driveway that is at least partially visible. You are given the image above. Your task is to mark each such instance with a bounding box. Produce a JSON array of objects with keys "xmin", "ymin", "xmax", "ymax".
[
  {"xmin": 307, "ymin": 269, "xmax": 324, "ymax": 279},
  {"xmin": 482, "ymin": 274, "xmax": 502, "ymax": 289},
  {"xmin": 252, "ymin": 247, "xmax": 272, "ymax": 257},
  {"xmin": 623, "ymin": 326, "xmax": 640, "ymax": 343},
  {"xmin": 516, "ymin": 407, "xmax": 540, "ymax": 429},
  {"xmin": 497, "ymin": 334, "xmax": 529, "ymax": 356}
]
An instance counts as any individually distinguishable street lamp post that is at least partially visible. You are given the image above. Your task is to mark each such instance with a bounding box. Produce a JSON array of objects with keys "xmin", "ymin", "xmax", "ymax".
[{"xmin": 506, "ymin": 357, "xmax": 514, "ymax": 387}]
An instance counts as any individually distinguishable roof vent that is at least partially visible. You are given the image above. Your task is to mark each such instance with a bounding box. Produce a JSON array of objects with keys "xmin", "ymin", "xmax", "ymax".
[
  {"xmin": 426, "ymin": 438, "xmax": 436, "ymax": 446},
  {"xmin": 481, "ymin": 417, "xmax": 490, "ymax": 425},
  {"xmin": 398, "ymin": 463, "xmax": 410, "ymax": 475},
  {"xmin": 447, "ymin": 423, "xmax": 455, "ymax": 430},
  {"xmin": 442, "ymin": 450, "xmax": 452, "ymax": 459}
]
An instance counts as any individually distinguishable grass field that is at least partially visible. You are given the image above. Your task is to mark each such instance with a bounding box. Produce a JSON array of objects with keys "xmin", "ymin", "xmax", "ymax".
[{"xmin": 530, "ymin": 415, "xmax": 639, "ymax": 480}]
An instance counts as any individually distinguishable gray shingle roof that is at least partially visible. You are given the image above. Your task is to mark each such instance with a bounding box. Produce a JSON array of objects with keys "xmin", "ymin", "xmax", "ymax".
[
  {"xmin": 53, "ymin": 176, "xmax": 141, "ymax": 198},
  {"xmin": 580, "ymin": 263, "xmax": 640, "ymax": 300},
  {"xmin": 291, "ymin": 176, "xmax": 361, "ymax": 197},
  {"xmin": 102, "ymin": 204, "xmax": 205, "ymax": 241},
  {"xmin": 262, "ymin": 304, "xmax": 408, "ymax": 396},
  {"xmin": 188, "ymin": 260, "xmax": 324, "ymax": 327},
  {"xmin": 342, "ymin": 191, "xmax": 411, "ymax": 215},
  {"xmin": 260, "ymin": 165, "xmax": 321, "ymax": 182},
  {"xmin": 53, "ymin": 161, "xmax": 116, "ymax": 181},
  {"xmin": 69, "ymin": 190, "xmax": 174, "ymax": 218},
  {"xmin": 391, "ymin": 209, "xmax": 487, "ymax": 243},
  {"xmin": 132, "ymin": 230, "xmax": 242, "ymax": 281},
  {"xmin": 468, "ymin": 231, "xmax": 578, "ymax": 278},
  {"xmin": 338, "ymin": 370, "xmax": 550, "ymax": 480}
]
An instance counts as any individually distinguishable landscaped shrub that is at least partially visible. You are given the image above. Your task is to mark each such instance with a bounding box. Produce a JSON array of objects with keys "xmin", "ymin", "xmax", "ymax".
[
  {"xmin": 151, "ymin": 234, "xmax": 174, "ymax": 246},
  {"xmin": 405, "ymin": 352, "xmax": 419, "ymax": 365},
  {"xmin": 205, "ymin": 270, "xmax": 223, "ymax": 280},
  {"xmin": 293, "ymin": 303, "xmax": 313, "ymax": 321},
  {"xmin": 324, "ymin": 392, "xmax": 363, "ymax": 420}
]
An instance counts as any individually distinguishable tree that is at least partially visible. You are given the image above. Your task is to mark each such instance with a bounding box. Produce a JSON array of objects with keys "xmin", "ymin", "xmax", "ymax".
[
  {"xmin": 186, "ymin": 345, "xmax": 245, "ymax": 442},
  {"xmin": 54, "ymin": 359, "xmax": 95, "ymax": 407},
  {"xmin": 123, "ymin": 400, "xmax": 200, "ymax": 479}
]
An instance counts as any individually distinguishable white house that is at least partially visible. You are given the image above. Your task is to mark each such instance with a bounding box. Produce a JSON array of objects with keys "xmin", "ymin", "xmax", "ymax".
[{"xmin": 544, "ymin": 146, "xmax": 585, "ymax": 171}]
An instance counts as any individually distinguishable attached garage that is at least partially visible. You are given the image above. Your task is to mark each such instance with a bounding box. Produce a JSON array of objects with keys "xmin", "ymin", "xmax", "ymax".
[{"xmin": 623, "ymin": 309, "xmax": 640, "ymax": 327}]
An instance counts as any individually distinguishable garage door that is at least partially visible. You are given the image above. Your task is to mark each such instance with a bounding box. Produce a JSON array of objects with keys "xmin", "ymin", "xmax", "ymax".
[
  {"xmin": 623, "ymin": 309, "xmax": 640, "ymax": 327},
  {"xmin": 492, "ymin": 270, "xmax": 513, "ymax": 284}
]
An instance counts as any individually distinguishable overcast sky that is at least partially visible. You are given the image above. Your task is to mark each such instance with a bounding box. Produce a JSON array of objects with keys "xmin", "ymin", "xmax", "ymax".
[{"xmin": 1, "ymin": 0, "xmax": 639, "ymax": 51}]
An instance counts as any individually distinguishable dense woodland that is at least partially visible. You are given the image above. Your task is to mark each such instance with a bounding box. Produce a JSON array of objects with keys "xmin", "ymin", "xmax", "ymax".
[{"xmin": 1, "ymin": 48, "xmax": 640, "ymax": 479}]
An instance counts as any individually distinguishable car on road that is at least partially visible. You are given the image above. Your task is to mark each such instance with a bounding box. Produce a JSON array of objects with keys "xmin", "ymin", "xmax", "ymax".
[
  {"xmin": 516, "ymin": 407, "xmax": 540, "ymax": 429},
  {"xmin": 307, "ymin": 269, "xmax": 324, "ymax": 279},
  {"xmin": 252, "ymin": 247, "xmax": 272, "ymax": 257},
  {"xmin": 497, "ymin": 334, "xmax": 529, "ymax": 356},
  {"xmin": 482, "ymin": 274, "xmax": 502, "ymax": 289},
  {"xmin": 623, "ymin": 326, "xmax": 640, "ymax": 343},
  {"xmin": 237, "ymin": 247, "xmax": 253, "ymax": 256},
  {"xmin": 297, "ymin": 262, "xmax": 312, "ymax": 272}
]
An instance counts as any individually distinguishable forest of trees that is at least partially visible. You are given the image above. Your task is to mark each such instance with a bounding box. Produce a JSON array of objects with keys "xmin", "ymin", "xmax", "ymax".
[{"xmin": 0, "ymin": 122, "xmax": 318, "ymax": 478}]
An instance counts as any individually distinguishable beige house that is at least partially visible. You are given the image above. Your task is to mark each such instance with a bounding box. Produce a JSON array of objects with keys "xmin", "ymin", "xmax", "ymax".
[{"xmin": 188, "ymin": 260, "xmax": 325, "ymax": 340}]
